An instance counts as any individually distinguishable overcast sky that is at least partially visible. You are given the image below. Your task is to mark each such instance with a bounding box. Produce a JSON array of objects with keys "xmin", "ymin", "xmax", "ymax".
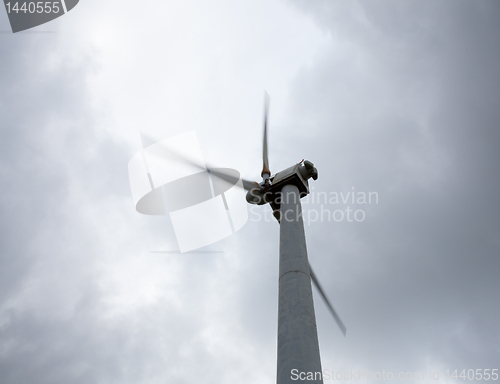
[{"xmin": 1, "ymin": 0, "xmax": 499, "ymax": 383}]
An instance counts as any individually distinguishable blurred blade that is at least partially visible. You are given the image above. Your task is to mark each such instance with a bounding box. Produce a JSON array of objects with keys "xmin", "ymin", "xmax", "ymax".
[
  {"xmin": 241, "ymin": 179, "xmax": 261, "ymax": 191},
  {"xmin": 208, "ymin": 169, "xmax": 260, "ymax": 191},
  {"xmin": 140, "ymin": 132, "xmax": 259, "ymax": 191},
  {"xmin": 261, "ymin": 92, "xmax": 271, "ymax": 177},
  {"xmin": 309, "ymin": 264, "xmax": 347, "ymax": 336}
]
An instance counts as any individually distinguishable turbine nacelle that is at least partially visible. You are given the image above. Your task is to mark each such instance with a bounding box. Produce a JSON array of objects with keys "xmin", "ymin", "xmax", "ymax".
[{"xmin": 246, "ymin": 160, "xmax": 318, "ymax": 207}]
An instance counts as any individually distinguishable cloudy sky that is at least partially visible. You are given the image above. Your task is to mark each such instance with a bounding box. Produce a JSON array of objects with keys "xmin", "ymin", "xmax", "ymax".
[{"xmin": 1, "ymin": 0, "xmax": 499, "ymax": 383}]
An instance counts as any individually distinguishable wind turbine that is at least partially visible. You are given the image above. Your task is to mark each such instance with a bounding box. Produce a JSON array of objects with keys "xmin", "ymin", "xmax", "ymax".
[
  {"xmin": 140, "ymin": 94, "xmax": 346, "ymax": 383},
  {"xmin": 243, "ymin": 94, "xmax": 346, "ymax": 383}
]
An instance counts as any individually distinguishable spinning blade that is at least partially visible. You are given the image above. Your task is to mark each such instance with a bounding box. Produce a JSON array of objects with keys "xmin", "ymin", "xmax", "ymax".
[
  {"xmin": 309, "ymin": 264, "xmax": 347, "ymax": 336},
  {"xmin": 261, "ymin": 91, "xmax": 271, "ymax": 179},
  {"xmin": 140, "ymin": 132, "xmax": 259, "ymax": 191}
]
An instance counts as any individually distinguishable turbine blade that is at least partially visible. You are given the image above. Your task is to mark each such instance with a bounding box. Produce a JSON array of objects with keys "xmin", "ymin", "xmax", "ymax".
[
  {"xmin": 140, "ymin": 132, "xmax": 258, "ymax": 191},
  {"xmin": 241, "ymin": 179, "xmax": 261, "ymax": 191},
  {"xmin": 309, "ymin": 264, "xmax": 347, "ymax": 336},
  {"xmin": 261, "ymin": 92, "xmax": 270, "ymax": 177},
  {"xmin": 208, "ymin": 168, "xmax": 260, "ymax": 191}
]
